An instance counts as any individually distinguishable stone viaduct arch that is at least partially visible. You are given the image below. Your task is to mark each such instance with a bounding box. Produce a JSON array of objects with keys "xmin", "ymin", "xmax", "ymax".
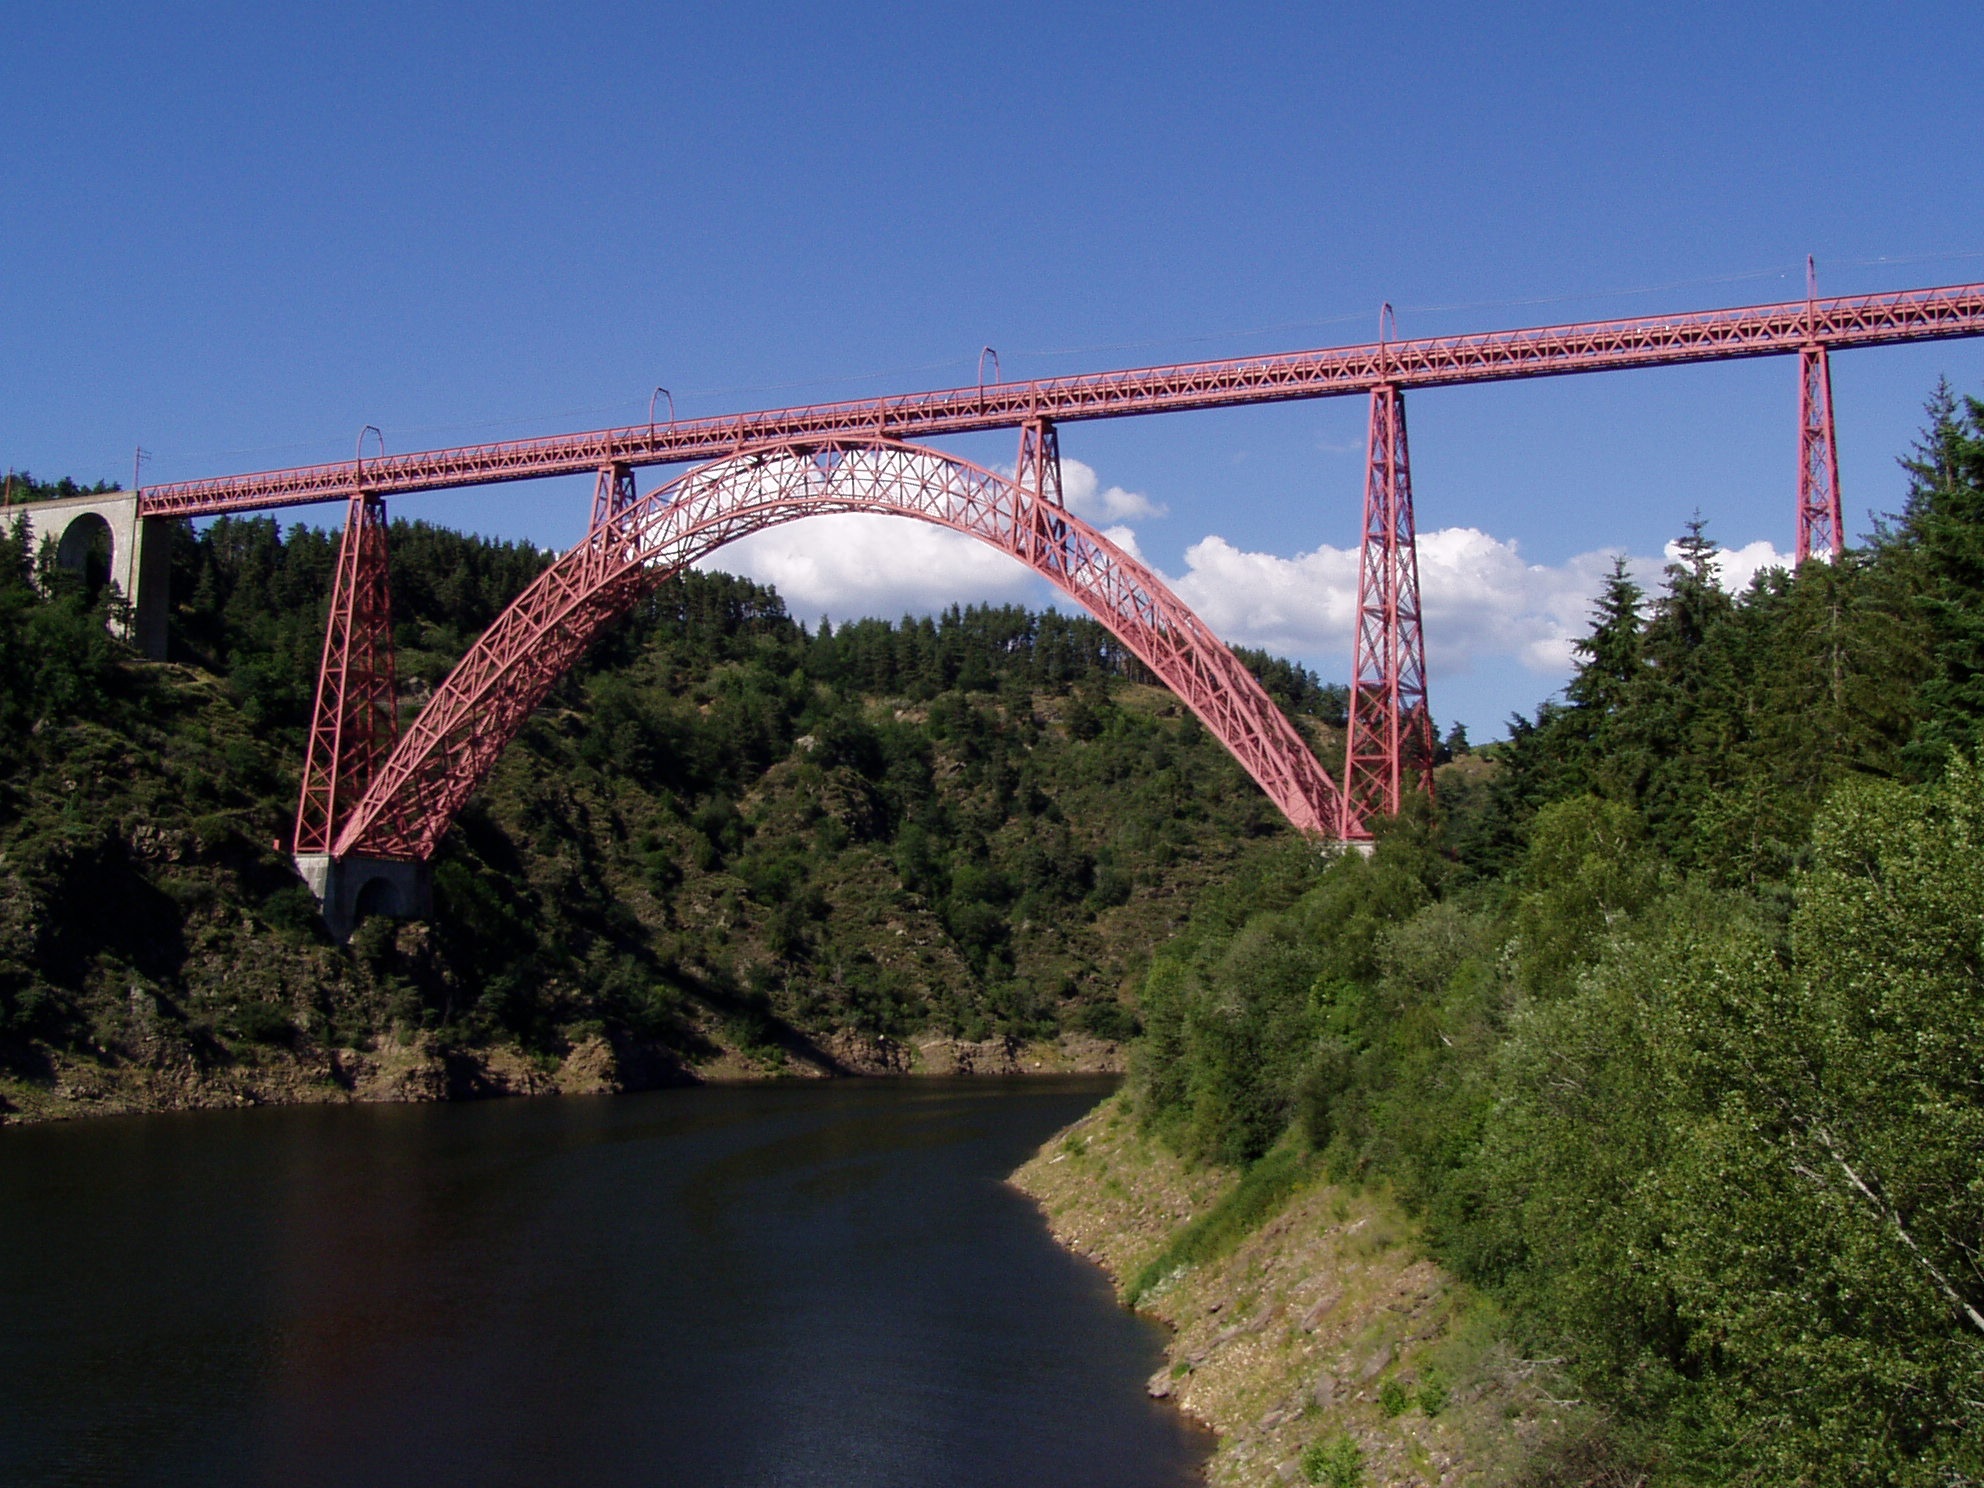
[
  {"xmin": 324, "ymin": 437, "xmax": 1345, "ymax": 872},
  {"xmin": 56, "ymin": 512, "xmax": 115, "ymax": 589},
  {"xmin": 7, "ymin": 490, "xmax": 170, "ymax": 658}
]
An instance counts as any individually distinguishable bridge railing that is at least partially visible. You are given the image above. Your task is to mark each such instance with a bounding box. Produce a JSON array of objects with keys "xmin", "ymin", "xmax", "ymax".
[{"xmin": 136, "ymin": 281, "xmax": 1984, "ymax": 520}]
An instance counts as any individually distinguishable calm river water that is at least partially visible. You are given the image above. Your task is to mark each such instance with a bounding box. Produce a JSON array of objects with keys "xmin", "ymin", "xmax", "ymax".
[{"xmin": 0, "ymin": 1077, "xmax": 1210, "ymax": 1487}]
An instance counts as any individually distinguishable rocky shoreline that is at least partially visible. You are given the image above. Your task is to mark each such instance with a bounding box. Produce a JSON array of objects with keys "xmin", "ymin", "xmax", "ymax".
[
  {"xmin": 0, "ymin": 1029, "xmax": 1126, "ymax": 1126},
  {"xmin": 1011, "ymin": 1095, "xmax": 1601, "ymax": 1488}
]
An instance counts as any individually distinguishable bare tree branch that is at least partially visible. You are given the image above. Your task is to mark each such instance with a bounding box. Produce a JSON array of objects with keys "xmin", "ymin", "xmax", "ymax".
[{"xmin": 1807, "ymin": 1125, "xmax": 1984, "ymax": 1338}]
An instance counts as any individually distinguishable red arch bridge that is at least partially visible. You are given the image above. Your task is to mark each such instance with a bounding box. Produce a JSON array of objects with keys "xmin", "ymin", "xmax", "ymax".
[{"xmin": 34, "ymin": 274, "xmax": 1984, "ymax": 930}]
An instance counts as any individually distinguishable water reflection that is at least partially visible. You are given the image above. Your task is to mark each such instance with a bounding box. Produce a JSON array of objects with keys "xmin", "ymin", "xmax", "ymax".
[{"xmin": 0, "ymin": 1078, "xmax": 1211, "ymax": 1487}]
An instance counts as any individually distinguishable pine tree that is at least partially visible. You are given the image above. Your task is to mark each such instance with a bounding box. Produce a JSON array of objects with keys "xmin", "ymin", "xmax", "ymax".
[
  {"xmin": 1890, "ymin": 386, "xmax": 1984, "ymax": 774},
  {"xmin": 1566, "ymin": 557, "xmax": 1646, "ymax": 718},
  {"xmin": 1621, "ymin": 517, "xmax": 1741, "ymax": 854}
]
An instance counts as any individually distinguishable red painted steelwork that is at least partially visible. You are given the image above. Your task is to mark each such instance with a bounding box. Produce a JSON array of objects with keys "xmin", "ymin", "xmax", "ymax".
[
  {"xmin": 332, "ymin": 441, "xmax": 1344, "ymax": 860},
  {"xmin": 590, "ymin": 462, "xmax": 638, "ymax": 531},
  {"xmin": 1341, "ymin": 386, "xmax": 1435, "ymax": 837},
  {"xmin": 138, "ymin": 282, "xmax": 1984, "ymax": 519},
  {"xmin": 1797, "ymin": 344, "xmax": 1844, "ymax": 562},
  {"xmin": 1013, "ymin": 417, "xmax": 1066, "ymax": 563},
  {"xmin": 294, "ymin": 492, "xmax": 399, "ymax": 855}
]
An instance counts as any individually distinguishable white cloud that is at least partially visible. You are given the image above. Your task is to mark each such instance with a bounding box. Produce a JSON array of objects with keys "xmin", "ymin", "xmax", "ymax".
[
  {"xmin": 1165, "ymin": 525, "xmax": 1791, "ymax": 680},
  {"xmin": 1059, "ymin": 458, "xmax": 1166, "ymax": 522},
  {"xmin": 1166, "ymin": 534, "xmax": 1360, "ymax": 656},
  {"xmin": 1667, "ymin": 536, "xmax": 1792, "ymax": 592},
  {"xmin": 1168, "ymin": 528, "xmax": 1643, "ymax": 678},
  {"xmin": 694, "ymin": 454, "xmax": 1789, "ymax": 686},
  {"xmin": 700, "ymin": 512, "xmax": 1042, "ymax": 622},
  {"xmin": 1100, "ymin": 523, "xmax": 1146, "ymax": 561},
  {"xmin": 1417, "ymin": 528, "xmax": 1632, "ymax": 674}
]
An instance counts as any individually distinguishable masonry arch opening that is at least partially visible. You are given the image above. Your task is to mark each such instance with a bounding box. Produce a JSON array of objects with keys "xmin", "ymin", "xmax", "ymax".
[
  {"xmin": 353, "ymin": 874, "xmax": 404, "ymax": 921},
  {"xmin": 55, "ymin": 512, "xmax": 115, "ymax": 598}
]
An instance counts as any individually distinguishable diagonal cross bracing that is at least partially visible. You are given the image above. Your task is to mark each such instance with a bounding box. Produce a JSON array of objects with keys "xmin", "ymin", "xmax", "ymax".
[
  {"xmin": 1341, "ymin": 386, "xmax": 1436, "ymax": 836},
  {"xmin": 138, "ymin": 281, "xmax": 1984, "ymax": 519},
  {"xmin": 294, "ymin": 491, "xmax": 399, "ymax": 855},
  {"xmin": 333, "ymin": 441, "xmax": 1344, "ymax": 860}
]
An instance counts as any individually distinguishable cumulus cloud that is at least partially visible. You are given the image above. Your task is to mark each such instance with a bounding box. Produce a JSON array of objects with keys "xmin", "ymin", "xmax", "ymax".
[
  {"xmin": 1417, "ymin": 529, "xmax": 1633, "ymax": 674},
  {"xmin": 700, "ymin": 512, "xmax": 1042, "ymax": 623},
  {"xmin": 1672, "ymin": 537, "xmax": 1793, "ymax": 593},
  {"xmin": 1165, "ymin": 535, "xmax": 1359, "ymax": 655},
  {"xmin": 695, "ymin": 453, "xmax": 1789, "ymax": 684},
  {"xmin": 1164, "ymin": 526, "xmax": 1792, "ymax": 679},
  {"xmin": 1167, "ymin": 528, "xmax": 1620, "ymax": 675},
  {"xmin": 1059, "ymin": 458, "xmax": 1166, "ymax": 523},
  {"xmin": 701, "ymin": 458, "xmax": 1163, "ymax": 624},
  {"xmin": 1100, "ymin": 523, "xmax": 1146, "ymax": 561}
]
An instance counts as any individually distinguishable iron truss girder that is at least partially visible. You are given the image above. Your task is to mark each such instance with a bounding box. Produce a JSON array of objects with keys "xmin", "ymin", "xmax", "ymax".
[
  {"xmin": 140, "ymin": 282, "xmax": 1984, "ymax": 519},
  {"xmin": 333, "ymin": 440, "xmax": 1345, "ymax": 860}
]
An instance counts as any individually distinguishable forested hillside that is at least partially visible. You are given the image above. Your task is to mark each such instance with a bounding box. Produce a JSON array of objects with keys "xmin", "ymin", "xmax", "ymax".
[
  {"xmin": 0, "ymin": 502, "xmax": 1344, "ymax": 1114},
  {"xmin": 1128, "ymin": 386, "xmax": 1984, "ymax": 1486},
  {"xmin": 8, "ymin": 389, "xmax": 1982, "ymax": 1482}
]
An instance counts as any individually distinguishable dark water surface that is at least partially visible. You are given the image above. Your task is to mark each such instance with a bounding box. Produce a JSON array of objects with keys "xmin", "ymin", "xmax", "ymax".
[{"xmin": 0, "ymin": 1077, "xmax": 1210, "ymax": 1487}]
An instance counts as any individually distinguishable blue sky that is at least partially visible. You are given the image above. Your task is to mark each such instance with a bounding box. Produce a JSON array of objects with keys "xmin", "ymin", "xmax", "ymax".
[{"xmin": 5, "ymin": 1, "xmax": 1982, "ymax": 733}]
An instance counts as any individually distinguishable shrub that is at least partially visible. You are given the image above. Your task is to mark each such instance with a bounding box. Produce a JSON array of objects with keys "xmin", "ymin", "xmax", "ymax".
[
  {"xmin": 1378, "ymin": 1375, "xmax": 1410, "ymax": 1417},
  {"xmin": 1301, "ymin": 1433, "xmax": 1363, "ymax": 1488},
  {"xmin": 230, "ymin": 1000, "xmax": 296, "ymax": 1046},
  {"xmin": 1072, "ymin": 998, "xmax": 1137, "ymax": 1042},
  {"xmin": 1126, "ymin": 1145, "xmax": 1316, "ymax": 1305},
  {"xmin": 1417, "ymin": 1370, "xmax": 1449, "ymax": 1417}
]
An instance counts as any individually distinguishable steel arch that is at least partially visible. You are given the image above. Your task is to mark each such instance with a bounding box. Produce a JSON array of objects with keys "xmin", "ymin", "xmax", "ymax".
[{"xmin": 332, "ymin": 440, "xmax": 1345, "ymax": 860}]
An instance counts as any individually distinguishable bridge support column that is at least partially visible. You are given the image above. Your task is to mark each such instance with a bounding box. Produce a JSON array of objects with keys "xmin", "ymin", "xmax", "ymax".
[
  {"xmin": 293, "ymin": 853, "xmax": 432, "ymax": 942},
  {"xmin": 295, "ymin": 490, "xmax": 397, "ymax": 857},
  {"xmin": 1341, "ymin": 382, "xmax": 1435, "ymax": 838},
  {"xmin": 7, "ymin": 490, "xmax": 171, "ymax": 658},
  {"xmin": 575, "ymin": 462, "xmax": 642, "ymax": 585},
  {"xmin": 1013, "ymin": 419, "xmax": 1069, "ymax": 571},
  {"xmin": 294, "ymin": 491, "xmax": 408, "ymax": 936},
  {"xmin": 590, "ymin": 461, "xmax": 638, "ymax": 529},
  {"xmin": 1795, "ymin": 258, "xmax": 1845, "ymax": 564},
  {"xmin": 1797, "ymin": 342, "xmax": 1843, "ymax": 562}
]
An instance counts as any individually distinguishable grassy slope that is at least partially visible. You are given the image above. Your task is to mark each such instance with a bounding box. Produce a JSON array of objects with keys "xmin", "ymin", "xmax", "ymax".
[{"xmin": 1013, "ymin": 1095, "xmax": 1602, "ymax": 1488}]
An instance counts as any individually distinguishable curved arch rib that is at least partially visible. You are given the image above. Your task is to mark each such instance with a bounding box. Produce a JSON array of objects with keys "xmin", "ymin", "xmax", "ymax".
[{"xmin": 335, "ymin": 441, "xmax": 1344, "ymax": 860}]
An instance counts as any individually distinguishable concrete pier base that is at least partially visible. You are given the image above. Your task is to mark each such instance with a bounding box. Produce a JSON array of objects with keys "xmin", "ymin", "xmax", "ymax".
[{"xmin": 294, "ymin": 853, "xmax": 433, "ymax": 941}]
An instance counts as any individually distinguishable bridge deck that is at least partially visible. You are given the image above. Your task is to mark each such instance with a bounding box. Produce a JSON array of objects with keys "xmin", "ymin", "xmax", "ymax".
[{"xmin": 136, "ymin": 281, "xmax": 1984, "ymax": 519}]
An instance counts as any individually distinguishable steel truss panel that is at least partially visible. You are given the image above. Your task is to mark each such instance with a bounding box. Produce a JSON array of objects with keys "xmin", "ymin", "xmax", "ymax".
[
  {"xmin": 294, "ymin": 492, "xmax": 400, "ymax": 855},
  {"xmin": 333, "ymin": 441, "xmax": 1345, "ymax": 860},
  {"xmin": 1797, "ymin": 345, "xmax": 1844, "ymax": 563},
  {"xmin": 1341, "ymin": 388, "xmax": 1435, "ymax": 837},
  {"xmin": 138, "ymin": 282, "xmax": 1984, "ymax": 520}
]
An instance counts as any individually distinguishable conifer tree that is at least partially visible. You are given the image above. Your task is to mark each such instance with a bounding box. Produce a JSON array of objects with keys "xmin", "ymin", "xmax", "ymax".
[
  {"xmin": 1891, "ymin": 385, "xmax": 1984, "ymax": 774},
  {"xmin": 1566, "ymin": 557, "xmax": 1645, "ymax": 716}
]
